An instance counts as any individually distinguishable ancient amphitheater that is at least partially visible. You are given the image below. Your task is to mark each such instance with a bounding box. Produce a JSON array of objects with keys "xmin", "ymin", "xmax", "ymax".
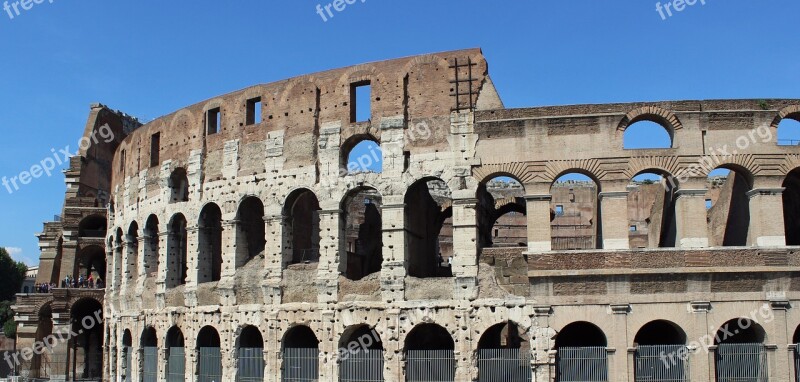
[{"xmin": 13, "ymin": 48, "xmax": 800, "ymax": 382}]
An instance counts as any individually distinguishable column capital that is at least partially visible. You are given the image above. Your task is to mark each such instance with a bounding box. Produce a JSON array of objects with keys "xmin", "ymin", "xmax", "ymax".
[
  {"xmin": 381, "ymin": 203, "xmax": 406, "ymax": 210},
  {"xmin": 675, "ymin": 188, "xmax": 708, "ymax": 198},
  {"xmin": 598, "ymin": 191, "xmax": 628, "ymax": 200},
  {"xmin": 263, "ymin": 214, "xmax": 283, "ymax": 223},
  {"xmin": 222, "ymin": 219, "xmax": 241, "ymax": 227},
  {"xmin": 317, "ymin": 208, "xmax": 343, "ymax": 216},
  {"xmin": 746, "ymin": 187, "xmax": 785, "ymax": 198},
  {"xmin": 524, "ymin": 194, "xmax": 552, "ymax": 202},
  {"xmin": 452, "ymin": 198, "xmax": 479, "ymax": 206}
]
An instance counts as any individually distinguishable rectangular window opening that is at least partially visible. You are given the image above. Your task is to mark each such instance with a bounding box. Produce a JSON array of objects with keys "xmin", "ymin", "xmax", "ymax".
[
  {"xmin": 207, "ymin": 108, "xmax": 221, "ymax": 135},
  {"xmin": 120, "ymin": 150, "xmax": 126, "ymax": 174},
  {"xmin": 350, "ymin": 81, "xmax": 372, "ymax": 123},
  {"xmin": 150, "ymin": 133, "xmax": 161, "ymax": 167},
  {"xmin": 246, "ymin": 97, "xmax": 262, "ymax": 125},
  {"xmin": 706, "ymin": 199, "xmax": 713, "ymax": 210},
  {"xmin": 555, "ymin": 205, "xmax": 564, "ymax": 216}
]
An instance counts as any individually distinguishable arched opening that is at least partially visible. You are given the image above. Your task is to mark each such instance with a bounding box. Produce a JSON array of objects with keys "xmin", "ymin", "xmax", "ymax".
[
  {"xmin": 341, "ymin": 187, "xmax": 383, "ymax": 280},
  {"xmin": 405, "ymin": 178, "xmax": 453, "ymax": 278},
  {"xmin": 141, "ymin": 327, "xmax": 158, "ymax": 382},
  {"xmin": 342, "ymin": 136, "xmax": 383, "ymax": 174},
  {"xmin": 555, "ymin": 322, "xmax": 608, "ymax": 382},
  {"xmin": 339, "ymin": 325, "xmax": 384, "ymax": 382},
  {"xmin": 477, "ymin": 322, "xmax": 532, "ymax": 382},
  {"xmin": 551, "ymin": 173, "xmax": 600, "ymax": 250},
  {"xmin": 633, "ymin": 321, "xmax": 688, "ymax": 381},
  {"xmin": 78, "ymin": 215, "xmax": 107, "ymax": 238},
  {"xmin": 169, "ymin": 167, "xmax": 189, "ymax": 203},
  {"xmin": 114, "ymin": 228, "xmax": 123, "ymax": 289},
  {"xmin": 165, "ymin": 326, "xmax": 185, "ymax": 382},
  {"xmin": 143, "ymin": 215, "xmax": 159, "ymax": 278},
  {"xmin": 237, "ymin": 326, "xmax": 265, "ymax": 382},
  {"xmin": 167, "ymin": 214, "xmax": 188, "ymax": 288},
  {"xmin": 31, "ymin": 304, "xmax": 53, "ymax": 379},
  {"xmin": 628, "ymin": 171, "xmax": 677, "ymax": 249},
  {"xmin": 706, "ymin": 167, "xmax": 752, "ymax": 247},
  {"xmin": 237, "ymin": 197, "xmax": 266, "ymax": 262},
  {"xmin": 714, "ymin": 318, "xmax": 767, "ymax": 382},
  {"xmin": 75, "ymin": 245, "xmax": 106, "ymax": 288},
  {"xmin": 783, "ymin": 168, "xmax": 800, "ymax": 245},
  {"xmin": 122, "ymin": 330, "xmax": 133, "ymax": 382},
  {"xmin": 126, "ymin": 221, "xmax": 139, "ymax": 286},
  {"xmin": 197, "ymin": 326, "xmax": 222, "ymax": 382},
  {"xmin": 284, "ymin": 189, "xmax": 321, "ymax": 265},
  {"xmin": 777, "ymin": 116, "xmax": 800, "ymax": 146},
  {"xmin": 477, "ymin": 176, "xmax": 527, "ymax": 250},
  {"xmin": 198, "ymin": 204, "xmax": 223, "ymax": 283},
  {"xmin": 623, "ymin": 120, "xmax": 673, "ymax": 149},
  {"xmin": 69, "ymin": 298, "xmax": 103, "ymax": 380},
  {"xmin": 282, "ymin": 326, "xmax": 319, "ymax": 382},
  {"xmin": 405, "ymin": 324, "xmax": 455, "ymax": 381}
]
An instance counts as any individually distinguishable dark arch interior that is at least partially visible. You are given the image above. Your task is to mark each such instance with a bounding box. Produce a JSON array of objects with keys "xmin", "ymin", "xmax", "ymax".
[
  {"xmin": 405, "ymin": 324, "xmax": 454, "ymax": 351},
  {"xmin": 141, "ymin": 327, "xmax": 157, "ymax": 347},
  {"xmin": 340, "ymin": 325, "xmax": 383, "ymax": 350},
  {"xmin": 169, "ymin": 167, "xmax": 189, "ymax": 203},
  {"xmin": 122, "ymin": 330, "xmax": 132, "ymax": 347},
  {"xmin": 286, "ymin": 190, "xmax": 321, "ymax": 264},
  {"xmin": 555, "ymin": 322, "xmax": 607, "ymax": 348},
  {"xmin": 79, "ymin": 215, "xmax": 107, "ymax": 237},
  {"xmin": 405, "ymin": 179, "xmax": 453, "ymax": 278},
  {"xmin": 342, "ymin": 188, "xmax": 383, "ymax": 280},
  {"xmin": 551, "ymin": 173, "xmax": 601, "ymax": 250},
  {"xmin": 76, "ymin": 245, "xmax": 106, "ymax": 280},
  {"xmin": 476, "ymin": 176, "xmax": 527, "ymax": 249},
  {"xmin": 143, "ymin": 215, "xmax": 160, "ymax": 276},
  {"xmin": 783, "ymin": 168, "xmax": 800, "ymax": 245},
  {"xmin": 166, "ymin": 327, "xmax": 184, "ymax": 348},
  {"xmin": 623, "ymin": 119, "xmax": 673, "ymax": 149},
  {"xmin": 284, "ymin": 326, "xmax": 320, "ymax": 349},
  {"xmin": 239, "ymin": 197, "xmax": 266, "ymax": 258},
  {"xmin": 197, "ymin": 327, "xmax": 221, "ymax": 348},
  {"xmin": 715, "ymin": 319, "xmax": 765, "ymax": 344},
  {"xmin": 239, "ymin": 326, "xmax": 264, "ymax": 348},
  {"xmin": 478, "ymin": 322, "xmax": 529, "ymax": 350},
  {"xmin": 70, "ymin": 298, "xmax": 104, "ymax": 379},
  {"xmin": 628, "ymin": 171, "xmax": 677, "ymax": 249},
  {"xmin": 199, "ymin": 204, "xmax": 223, "ymax": 282},
  {"xmin": 168, "ymin": 214, "xmax": 188, "ymax": 287},
  {"xmin": 707, "ymin": 167, "xmax": 751, "ymax": 246},
  {"xmin": 792, "ymin": 325, "xmax": 800, "ymax": 344},
  {"xmin": 634, "ymin": 321, "xmax": 686, "ymax": 346}
]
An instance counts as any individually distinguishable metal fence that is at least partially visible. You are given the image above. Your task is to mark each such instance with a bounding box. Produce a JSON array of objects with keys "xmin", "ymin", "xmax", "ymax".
[
  {"xmin": 795, "ymin": 345, "xmax": 800, "ymax": 382},
  {"xmin": 341, "ymin": 350, "xmax": 385, "ymax": 382},
  {"xmin": 406, "ymin": 349, "xmax": 456, "ymax": 382},
  {"xmin": 556, "ymin": 346, "xmax": 608, "ymax": 382},
  {"xmin": 123, "ymin": 346, "xmax": 132, "ymax": 381},
  {"xmin": 477, "ymin": 348, "xmax": 532, "ymax": 382},
  {"xmin": 282, "ymin": 348, "xmax": 319, "ymax": 382},
  {"xmin": 167, "ymin": 347, "xmax": 186, "ymax": 382},
  {"xmin": 142, "ymin": 347, "xmax": 158, "ymax": 382},
  {"xmin": 198, "ymin": 347, "xmax": 222, "ymax": 382},
  {"xmin": 237, "ymin": 347, "xmax": 265, "ymax": 382},
  {"xmin": 715, "ymin": 343, "xmax": 767, "ymax": 382},
  {"xmin": 634, "ymin": 345, "xmax": 688, "ymax": 382}
]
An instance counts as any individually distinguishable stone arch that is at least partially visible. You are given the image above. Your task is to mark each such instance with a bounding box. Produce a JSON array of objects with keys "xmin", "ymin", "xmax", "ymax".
[
  {"xmin": 236, "ymin": 195, "xmax": 266, "ymax": 261},
  {"xmin": 340, "ymin": 186, "xmax": 384, "ymax": 280},
  {"xmin": 166, "ymin": 213, "xmax": 188, "ymax": 287},
  {"xmin": 341, "ymin": 133, "xmax": 382, "ymax": 175},
  {"xmin": 770, "ymin": 104, "xmax": 800, "ymax": 129},
  {"xmin": 404, "ymin": 177, "xmax": 454, "ymax": 278},
  {"xmin": 78, "ymin": 214, "xmax": 107, "ymax": 238},
  {"xmin": 198, "ymin": 203, "xmax": 223, "ymax": 283},
  {"xmin": 633, "ymin": 320, "xmax": 687, "ymax": 346},
  {"xmin": 617, "ymin": 106, "xmax": 684, "ymax": 136},
  {"xmin": 283, "ymin": 188, "xmax": 322, "ymax": 265}
]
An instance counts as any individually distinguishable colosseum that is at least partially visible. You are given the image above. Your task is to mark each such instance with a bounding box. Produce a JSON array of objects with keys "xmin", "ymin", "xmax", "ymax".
[{"xmin": 11, "ymin": 48, "xmax": 800, "ymax": 382}]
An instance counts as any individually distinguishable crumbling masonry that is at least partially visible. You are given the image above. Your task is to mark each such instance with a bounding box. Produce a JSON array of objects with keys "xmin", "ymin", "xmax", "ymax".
[{"xmin": 13, "ymin": 48, "xmax": 800, "ymax": 381}]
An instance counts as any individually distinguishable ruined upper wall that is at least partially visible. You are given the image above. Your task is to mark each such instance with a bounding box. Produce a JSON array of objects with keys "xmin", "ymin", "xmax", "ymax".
[{"xmin": 111, "ymin": 48, "xmax": 500, "ymax": 191}]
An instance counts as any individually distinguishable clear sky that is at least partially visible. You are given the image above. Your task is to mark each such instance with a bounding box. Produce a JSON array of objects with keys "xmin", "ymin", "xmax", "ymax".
[{"xmin": 0, "ymin": 1, "xmax": 798, "ymax": 265}]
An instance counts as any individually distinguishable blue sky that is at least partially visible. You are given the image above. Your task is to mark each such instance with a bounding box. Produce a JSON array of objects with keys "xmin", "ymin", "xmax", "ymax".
[{"xmin": 0, "ymin": 1, "xmax": 799, "ymax": 265}]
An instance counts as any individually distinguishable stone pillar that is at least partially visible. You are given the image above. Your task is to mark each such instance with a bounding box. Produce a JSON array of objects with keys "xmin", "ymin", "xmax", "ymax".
[
  {"xmin": 767, "ymin": 299, "xmax": 791, "ymax": 382},
  {"xmin": 219, "ymin": 219, "xmax": 240, "ymax": 305},
  {"xmin": 317, "ymin": 209, "xmax": 342, "ymax": 304},
  {"xmin": 748, "ymin": 188, "xmax": 787, "ymax": 247},
  {"xmin": 598, "ymin": 191, "xmax": 631, "ymax": 250},
  {"xmin": 263, "ymin": 214, "xmax": 284, "ymax": 305},
  {"xmin": 687, "ymin": 301, "xmax": 712, "ymax": 382},
  {"xmin": 49, "ymin": 316, "xmax": 72, "ymax": 380},
  {"xmin": 156, "ymin": 231, "xmax": 170, "ymax": 308},
  {"xmin": 451, "ymin": 194, "xmax": 479, "ymax": 300},
  {"xmin": 674, "ymin": 188, "xmax": 710, "ymax": 248},
  {"xmin": 607, "ymin": 304, "xmax": 631, "ymax": 382},
  {"xmin": 319, "ymin": 310, "xmax": 337, "ymax": 382},
  {"xmin": 158, "ymin": 347, "xmax": 168, "ymax": 382},
  {"xmin": 384, "ymin": 309, "xmax": 403, "ymax": 382},
  {"xmin": 381, "ymin": 199, "xmax": 406, "ymax": 303},
  {"xmin": 135, "ymin": 347, "xmax": 144, "ymax": 382},
  {"xmin": 184, "ymin": 226, "xmax": 200, "ymax": 307},
  {"xmin": 223, "ymin": 347, "xmax": 238, "ymax": 382},
  {"xmin": 122, "ymin": 234, "xmax": 138, "ymax": 291},
  {"xmin": 525, "ymin": 194, "xmax": 552, "ymax": 252},
  {"xmin": 112, "ymin": 242, "xmax": 123, "ymax": 292}
]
